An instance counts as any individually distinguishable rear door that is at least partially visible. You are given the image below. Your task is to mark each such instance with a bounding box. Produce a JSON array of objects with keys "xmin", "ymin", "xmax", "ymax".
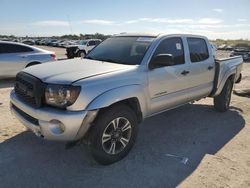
[
  {"xmin": 0, "ymin": 43, "xmax": 32, "ymax": 77},
  {"xmin": 185, "ymin": 37, "xmax": 215, "ymax": 100},
  {"xmin": 147, "ymin": 37, "xmax": 192, "ymax": 115}
]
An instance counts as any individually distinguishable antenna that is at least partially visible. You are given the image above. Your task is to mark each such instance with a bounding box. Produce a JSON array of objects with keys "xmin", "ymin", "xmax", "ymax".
[{"xmin": 67, "ymin": 15, "xmax": 73, "ymax": 35}]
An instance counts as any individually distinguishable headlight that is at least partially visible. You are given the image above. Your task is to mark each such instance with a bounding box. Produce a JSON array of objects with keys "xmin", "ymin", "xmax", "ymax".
[{"xmin": 45, "ymin": 84, "xmax": 81, "ymax": 108}]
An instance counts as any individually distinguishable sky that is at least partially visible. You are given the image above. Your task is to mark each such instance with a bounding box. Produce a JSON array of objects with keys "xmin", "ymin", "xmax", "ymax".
[{"xmin": 0, "ymin": 0, "xmax": 250, "ymax": 39}]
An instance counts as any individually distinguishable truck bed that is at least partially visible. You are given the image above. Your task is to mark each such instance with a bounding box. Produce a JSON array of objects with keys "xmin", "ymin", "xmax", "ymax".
[{"xmin": 211, "ymin": 56, "xmax": 243, "ymax": 96}]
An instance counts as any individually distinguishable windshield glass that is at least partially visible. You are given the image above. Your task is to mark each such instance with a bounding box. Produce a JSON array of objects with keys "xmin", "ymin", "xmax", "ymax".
[
  {"xmin": 85, "ymin": 36, "xmax": 155, "ymax": 65},
  {"xmin": 80, "ymin": 40, "xmax": 88, "ymax": 45}
]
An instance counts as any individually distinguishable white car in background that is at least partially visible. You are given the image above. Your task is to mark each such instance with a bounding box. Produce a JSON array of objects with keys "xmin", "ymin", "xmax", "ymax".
[
  {"xmin": 66, "ymin": 39, "xmax": 102, "ymax": 58},
  {"xmin": 0, "ymin": 41, "xmax": 56, "ymax": 78}
]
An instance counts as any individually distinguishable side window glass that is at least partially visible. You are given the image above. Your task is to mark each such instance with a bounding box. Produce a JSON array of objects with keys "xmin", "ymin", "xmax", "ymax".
[
  {"xmin": 153, "ymin": 37, "xmax": 185, "ymax": 65},
  {"xmin": 88, "ymin": 41, "xmax": 95, "ymax": 46},
  {"xmin": 187, "ymin": 38, "xmax": 209, "ymax": 62},
  {"xmin": 95, "ymin": 40, "xmax": 101, "ymax": 45},
  {"xmin": 0, "ymin": 43, "xmax": 33, "ymax": 53}
]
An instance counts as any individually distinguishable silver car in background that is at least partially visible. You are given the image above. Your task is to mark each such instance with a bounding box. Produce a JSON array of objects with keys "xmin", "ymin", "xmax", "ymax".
[{"xmin": 0, "ymin": 41, "xmax": 56, "ymax": 78}]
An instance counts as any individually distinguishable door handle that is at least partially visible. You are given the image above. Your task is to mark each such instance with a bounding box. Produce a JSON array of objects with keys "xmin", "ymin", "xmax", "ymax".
[
  {"xmin": 181, "ymin": 70, "xmax": 190, "ymax": 75},
  {"xmin": 208, "ymin": 66, "xmax": 214, "ymax": 70}
]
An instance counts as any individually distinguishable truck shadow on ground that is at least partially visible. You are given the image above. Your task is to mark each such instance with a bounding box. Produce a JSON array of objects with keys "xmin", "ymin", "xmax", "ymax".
[{"xmin": 0, "ymin": 103, "xmax": 245, "ymax": 188}]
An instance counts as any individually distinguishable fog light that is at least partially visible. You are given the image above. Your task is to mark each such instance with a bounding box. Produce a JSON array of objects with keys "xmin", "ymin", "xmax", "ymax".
[{"xmin": 49, "ymin": 120, "xmax": 65, "ymax": 135}]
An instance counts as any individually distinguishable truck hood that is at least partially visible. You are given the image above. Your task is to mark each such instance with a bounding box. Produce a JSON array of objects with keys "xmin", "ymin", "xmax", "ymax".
[{"xmin": 23, "ymin": 58, "xmax": 137, "ymax": 84}]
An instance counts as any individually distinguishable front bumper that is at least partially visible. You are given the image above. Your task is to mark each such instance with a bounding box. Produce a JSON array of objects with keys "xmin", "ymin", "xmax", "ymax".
[
  {"xmin": 66, "ymin": 47, "xmax": 78, "ymax": 58},
  {"xmin": 10, "ymin": 90, "xmax": 97, "ymax": 141}
]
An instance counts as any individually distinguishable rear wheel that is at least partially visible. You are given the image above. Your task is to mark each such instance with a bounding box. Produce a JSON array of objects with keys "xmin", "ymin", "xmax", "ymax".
[
  {"xmin": 89, "ymin": 104, "xmax": 138, "ymax": 165},
  {"xmin": 214, "ymin": 79, "xmax": 233, "ymax": 112}
]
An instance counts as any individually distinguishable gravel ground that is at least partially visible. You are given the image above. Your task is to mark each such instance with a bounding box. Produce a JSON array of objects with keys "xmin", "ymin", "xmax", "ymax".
[{"xmin": 0, "ymin": 50, "xmax": 249, "ymax": 188}]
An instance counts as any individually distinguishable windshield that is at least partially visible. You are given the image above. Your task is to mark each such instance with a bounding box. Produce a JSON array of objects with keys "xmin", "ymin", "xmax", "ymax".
[
  {"xmin": 85, "ymin": 36, "xmax": 155, "ymax": 65},
  {"xmin": 79, "ymin": 40, "xmax": 87, "ymax": 45}
]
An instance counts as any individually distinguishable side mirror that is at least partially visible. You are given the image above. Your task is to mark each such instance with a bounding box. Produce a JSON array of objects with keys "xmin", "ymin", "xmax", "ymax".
[{"xmin": 149, "ymin": 54, "xmax": 174, "ymax": 69}]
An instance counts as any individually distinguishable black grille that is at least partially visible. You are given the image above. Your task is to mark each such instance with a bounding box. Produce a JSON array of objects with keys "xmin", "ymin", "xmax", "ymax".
[
  {"xmin": 15, "ymin": 72, "xmax": 46, "ymax": 108},
  {"xmin": 66, "ymin": 46, "xmax": 78, "ymax": 57},
  {"xmin": 12, "ymin": 104, "xmax": 39, "ymax": 125}
]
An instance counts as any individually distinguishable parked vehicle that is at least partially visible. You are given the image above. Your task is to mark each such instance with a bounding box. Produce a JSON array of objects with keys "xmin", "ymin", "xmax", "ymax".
[
  {"xmin": 22, "ymin": 40, "xmax": 35, "ymax": 45},
  {"xmin": 10, "ymin": 34, "xmax": 243, "ymax": 165},
  {"xmin": 230, "ymin": 47, "xmax": 250, "ymax": 61},
  {"xmin": 58, "ymin": 40, "xmax": 77, "ymax": 48},
  {"xmin": 35, "ymin": 39, "xmax": 41, "ymax": 45},
  {"xmin": 51, "ymin": 40, "xmax": 64, "ymax": 47},
  {"xmin": 66, "ymin": 39, "xmax": 102, "ymax": 58},
  {"xmin": 0, "ymin": 41, "xmax": 56, "ymax": 78},
  {"xmin": 46, "ymin": 39, "xmax": 58, "ymax": 46},
  {"xmin": 218, "ymin": 44, "xmax": 233, "ymax": 51}
]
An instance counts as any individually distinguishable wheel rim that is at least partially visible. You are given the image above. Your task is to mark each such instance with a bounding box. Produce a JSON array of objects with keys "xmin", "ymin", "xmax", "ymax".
[
  {"xmin": 80, "ymin": 52, "xmax": 85, "ymax": 58},
  {"xmin": 102, "ymin": 117, "xmax": 132, "ymax": 155}
]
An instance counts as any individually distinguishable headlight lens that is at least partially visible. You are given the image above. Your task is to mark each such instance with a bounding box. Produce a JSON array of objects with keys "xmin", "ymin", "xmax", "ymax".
[{"xmin": 45, "ymin": 84, "xmax": 81, "ymax": 108}]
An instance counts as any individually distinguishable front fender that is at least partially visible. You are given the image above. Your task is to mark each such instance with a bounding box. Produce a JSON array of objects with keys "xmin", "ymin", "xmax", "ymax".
[{"xmin": 86, "ymin": 84, "xmax": 148, "ymax": 118}]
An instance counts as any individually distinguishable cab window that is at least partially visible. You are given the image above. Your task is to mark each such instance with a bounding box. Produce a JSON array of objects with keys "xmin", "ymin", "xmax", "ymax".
[
  {"xmin": 153, "ymin": 37, "xmax": 185, "ymax": 65},
  {"xmin": 187, "ymin": 38, "xmax": 209, "ymax": 62},
  {"xmin": 88, "ymin": 41, "xmax": 96, "ymax": 46}
]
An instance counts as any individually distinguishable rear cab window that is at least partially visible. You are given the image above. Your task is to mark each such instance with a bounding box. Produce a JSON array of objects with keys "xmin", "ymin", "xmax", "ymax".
[{"xmin": 187, "ymin": 38, "xmax": 209, "ymax": 62}]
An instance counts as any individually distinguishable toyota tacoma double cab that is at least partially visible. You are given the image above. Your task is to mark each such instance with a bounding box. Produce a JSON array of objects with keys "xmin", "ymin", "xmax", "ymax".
[
  {"xmin": 10, "ymin": 33, "xmax": 243, "ymax": 165},
  {"xmin": 66, "ymin": 39, "xmax": 102, "ymax": 58}
]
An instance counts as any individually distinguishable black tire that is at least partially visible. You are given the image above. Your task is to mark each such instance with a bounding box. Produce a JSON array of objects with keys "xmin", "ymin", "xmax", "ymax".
[
  {"xmin": 89, "ymin": 104, "xmax": 138, "ymax": 165},
  {"xmin": 214, "ymin": 79, "xmax": 233, "ymax": 112},
  {"xmin": 77, "ymin": 50, "xmax": 86, "ymax": 58}
]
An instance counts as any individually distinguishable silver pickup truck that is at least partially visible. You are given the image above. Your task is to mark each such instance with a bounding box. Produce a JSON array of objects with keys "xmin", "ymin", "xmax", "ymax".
[{"xmin": 10, "ymin": 33, "xmax": 243, "ymax": 164}]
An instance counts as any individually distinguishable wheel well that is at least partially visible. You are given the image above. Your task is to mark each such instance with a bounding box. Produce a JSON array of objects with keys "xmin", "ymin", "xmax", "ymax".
[
  {"xmin": 228, "ymin": 74, "xmax": 235, "ymax": 83},
  {"xmin": 26, "ymin": 62, "xmax": 41, "ymax": 67},
  {"xmin": 78, "ymin": 49, "xmax": 86, "ymax": 54},
  {"xmin": 83, "ymin": 98, "xmax": 143, "ymax": 143},
  {"xmin": 99, "ymin": 98, "xmax": 143, "ymax": 123}
]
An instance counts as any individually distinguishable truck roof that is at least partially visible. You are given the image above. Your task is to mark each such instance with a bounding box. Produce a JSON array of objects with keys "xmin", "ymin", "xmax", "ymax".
[
  {"xmin": 114, "ymin": 33, "xmax": 207, "ymax": 39},
  {"xmin": 114, "ymin": 33, "xmax": 158, "ymax": 37}
]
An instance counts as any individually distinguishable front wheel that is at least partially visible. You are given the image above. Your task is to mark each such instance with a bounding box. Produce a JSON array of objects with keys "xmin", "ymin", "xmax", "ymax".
[
  {"xmin": 89, "ymin": 104, "xmax": 138, "ymax": 165},
  {"xmin": 214, "ymin": 79, "xmax": 233, "ymax": 112},
  {"xmin": 77, "ymin": 50, "xmax": 86, "ymax": 58}
]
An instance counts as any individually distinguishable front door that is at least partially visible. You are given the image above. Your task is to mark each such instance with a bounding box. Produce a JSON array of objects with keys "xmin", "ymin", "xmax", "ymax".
[{"xmin": 147, "ymin": 37, "xmax": 191, "ymax": 115}]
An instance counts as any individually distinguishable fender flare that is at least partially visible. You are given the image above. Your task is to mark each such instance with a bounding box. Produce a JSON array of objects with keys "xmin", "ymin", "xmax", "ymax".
[
  {"xmin": 214, "ymin": 67, "xmax": 236, "ymax": 96},
  {"xmin": 86, "ymin": 84, "xmax": 148, "ymax": 119}
]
